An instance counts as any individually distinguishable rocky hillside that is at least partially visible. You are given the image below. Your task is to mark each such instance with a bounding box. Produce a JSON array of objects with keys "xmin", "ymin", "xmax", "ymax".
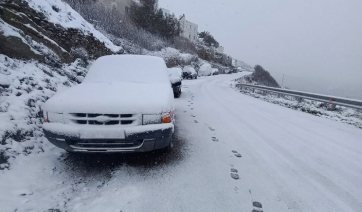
[{"xmin": 237, "ymin": 65, "xmax": 280, "ymax": 88}]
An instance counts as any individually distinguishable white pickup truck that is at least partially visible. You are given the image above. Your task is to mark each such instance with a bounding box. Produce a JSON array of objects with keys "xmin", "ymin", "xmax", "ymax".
[{"xmin": 42, "ymin": 55, "xmax": 175, "ymax": 153}]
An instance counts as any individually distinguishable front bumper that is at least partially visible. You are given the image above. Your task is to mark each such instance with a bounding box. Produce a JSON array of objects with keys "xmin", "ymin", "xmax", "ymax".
[{"xmin": 43, "ymin": 123, "xmax": 173, "ymax": 153}]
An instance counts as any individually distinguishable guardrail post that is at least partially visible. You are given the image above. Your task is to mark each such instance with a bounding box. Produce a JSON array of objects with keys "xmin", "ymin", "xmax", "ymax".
[
  {"xmin": 296, "ymin": 97, "xmax": 303, "ymax": 103},
  {"xmin": 328, "ymin": 104, "xmax": 336, "ymax": 111}
]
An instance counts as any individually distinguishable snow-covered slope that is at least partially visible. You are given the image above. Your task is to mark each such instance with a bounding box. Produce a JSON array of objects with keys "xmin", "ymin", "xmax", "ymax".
[
  {"xmin": 0, "ymin": 55, "xmax": 88, "ymax": 169},
  {"xmin": 25, "ymin": 0, "xmax": 120, "ymax": 52}
]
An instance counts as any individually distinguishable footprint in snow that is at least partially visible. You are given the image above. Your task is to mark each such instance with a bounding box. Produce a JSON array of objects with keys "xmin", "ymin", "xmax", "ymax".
[
  {"xmin": 231, "ymin": 168, "xmax": 238, "ymax": 173},
  {"xmin": 230, "ymin": 173, "xmax": 239, "ymax": 180},
  {"xmin": 208, "ymin": 127, "xmax": 215, "ymax": 131},
  {"xmin": 253, "ymin": 201, "xmax": 262, "ymax": 208},
  {"xmin": 232, "ymin": 150, "xmax": 242, "ymax": 158},
  {"xmin": 194, "ymin": 120, "xmax": 198, "ymax": 123},
  {"xmin": 235, "ymin": 153, "xmax": 242, "ymax": 158},
  {"xmin": 252, "ymin": 201, "xmax": 263, "ymax": 212},
  {"xmin": 212, "ymin": 137, "xmax": 218, "ymax": 142}
]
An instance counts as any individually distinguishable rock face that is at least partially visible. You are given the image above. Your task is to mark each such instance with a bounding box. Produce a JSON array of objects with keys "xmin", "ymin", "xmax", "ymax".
[
  {"xmin": 0, "ymin": 0, "xmax": 113, "ymax": 64},
  {"xmin": 242, "ymin": 65, "xmax": 280, "ymax": 88}
]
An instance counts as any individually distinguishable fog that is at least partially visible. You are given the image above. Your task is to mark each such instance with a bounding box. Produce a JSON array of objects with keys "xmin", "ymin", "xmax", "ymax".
[{"xmin": 159, "ymin": 0, "xmax": 362, "ymax": 99}]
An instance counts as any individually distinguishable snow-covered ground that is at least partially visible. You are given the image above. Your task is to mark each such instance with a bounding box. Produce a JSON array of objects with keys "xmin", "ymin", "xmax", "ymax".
[{"xmin": 1, "ymin": 73, "xmax": 362, "ymax": 212}]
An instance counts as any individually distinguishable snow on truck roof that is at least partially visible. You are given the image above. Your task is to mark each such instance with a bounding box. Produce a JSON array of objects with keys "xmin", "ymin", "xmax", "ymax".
[{"xmin": 84, "ymin": 55, "xmax": 170, "ymax": 84}]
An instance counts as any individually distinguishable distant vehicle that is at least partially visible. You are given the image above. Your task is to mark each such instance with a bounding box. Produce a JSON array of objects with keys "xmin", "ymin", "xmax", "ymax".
[
  {"xmin": 168, "ymin": 67, "xmax": 182, "ymax": 98},
  {"xmin": 198, "ymin": 63, "xmax": 212, "ymax": 76},
  {"xmin": 212, "ymin": 68, "xmax": 219, "ymax": 75},
  {"xmin": 42, "ymin": 55, "xmax": 175, "ymax": 153},
  {"xmin": 182, "ymin": 66, "xmax": 197, "ymax": 79}
]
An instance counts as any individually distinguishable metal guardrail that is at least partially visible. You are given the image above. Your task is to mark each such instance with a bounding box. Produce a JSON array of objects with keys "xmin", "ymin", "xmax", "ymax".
[{"xmin": 236, "ymin": 83, "xmax": 362, "ymax": 110}]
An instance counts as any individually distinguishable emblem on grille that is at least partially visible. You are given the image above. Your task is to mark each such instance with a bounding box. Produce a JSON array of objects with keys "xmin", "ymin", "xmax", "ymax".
[{"xmin": 95, "ymin": 115, "xmax": 111, "ymax": 123}]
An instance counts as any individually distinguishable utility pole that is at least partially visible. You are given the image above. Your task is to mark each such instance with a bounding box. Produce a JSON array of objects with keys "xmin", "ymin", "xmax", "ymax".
[{"xmin": 281, "ymin": 74, "xmax": 285, "ymax": 88}]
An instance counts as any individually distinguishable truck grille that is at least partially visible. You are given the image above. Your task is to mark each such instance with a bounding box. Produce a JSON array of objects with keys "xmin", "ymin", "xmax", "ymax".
[
  {"xmin": 68, "ymin": 139, "xmax": 143, "ymax": 149},
  {"xmin": 69, "ymin": 113, "xmax": 140, "ymax": 126}
]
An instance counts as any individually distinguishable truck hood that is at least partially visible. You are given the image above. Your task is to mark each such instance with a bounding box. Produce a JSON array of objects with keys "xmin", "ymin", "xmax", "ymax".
[{"xmin": 43, "ymin": 82, "xmax": 174, "ymax": 114}]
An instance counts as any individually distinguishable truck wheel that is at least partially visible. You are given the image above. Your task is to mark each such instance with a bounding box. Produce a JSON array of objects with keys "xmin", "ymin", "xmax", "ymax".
[{"xmin": 175, "ymin": 91, "xmax": 181, "ymax": 98}]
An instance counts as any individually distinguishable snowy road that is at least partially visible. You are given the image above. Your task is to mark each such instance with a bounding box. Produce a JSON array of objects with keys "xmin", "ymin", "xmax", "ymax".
[{"xmin": 2, "ymin": 73, "xmax": 362, "ymax": 212}]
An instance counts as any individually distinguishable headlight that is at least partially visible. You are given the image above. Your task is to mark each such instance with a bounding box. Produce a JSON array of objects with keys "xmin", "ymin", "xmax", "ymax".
[
  {"xmin": 143, "ymin": 112, "xmax": 173, "ymax": 125},
  {"xmin": 142, "ymin": 114, "xmax": 161, "ymax": 125},
  {"xmin": 161, "ymin": 111, "xmax": 173, "ymax": 123},
  {"xmin": 42, "ymin": 110, "xmax": 64, "ymax": 123}
]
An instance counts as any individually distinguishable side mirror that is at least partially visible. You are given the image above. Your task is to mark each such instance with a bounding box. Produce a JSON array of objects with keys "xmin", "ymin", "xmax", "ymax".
[{"xmin": 76, "ymin": 76, "xmax": 85, "ymax": 83}]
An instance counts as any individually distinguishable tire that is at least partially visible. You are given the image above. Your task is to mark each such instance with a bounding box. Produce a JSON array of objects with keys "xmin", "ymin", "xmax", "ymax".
[{"xmin": 175, "ymin": 91, "xmax": 181, "ymax": 98}]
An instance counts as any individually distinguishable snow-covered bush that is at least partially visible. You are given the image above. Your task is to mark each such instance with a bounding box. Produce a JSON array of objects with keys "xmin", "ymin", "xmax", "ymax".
[
  {"xmin": 0, "ymin": 55, "xmax": 88, "ymax": 169},
  {"xmin": 70, "ymin": 47, "xmax": 89, "ymax": 60},
  {"xmin": 148, "ymin": 47, "xmax": 198, "ymax": 68}
]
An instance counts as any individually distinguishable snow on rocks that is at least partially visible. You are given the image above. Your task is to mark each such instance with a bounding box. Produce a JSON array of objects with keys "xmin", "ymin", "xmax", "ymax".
[
  {"xmin": 25, "ymin": 0, "xmax": 120, "ymax": 52},
  {"xmin": 0, "ymin": 54, "xmax": 88, "ymax": 169}
]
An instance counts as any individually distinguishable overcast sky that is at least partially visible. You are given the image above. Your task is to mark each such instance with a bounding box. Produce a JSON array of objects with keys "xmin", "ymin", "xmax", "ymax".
[{"xmin": 159, "ymin": 0, "xmax": 362, "ymax": 99}]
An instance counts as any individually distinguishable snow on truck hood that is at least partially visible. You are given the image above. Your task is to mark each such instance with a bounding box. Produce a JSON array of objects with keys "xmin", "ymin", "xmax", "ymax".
[
  {"xmin": 43, "ymin": 55, "xmax": 174, "ymax": 114},
  {"xmin": 84, "ymin": 55, "xmax": 171, "ymax": 84},
  {"xmin": 43, "ymin": 82, "xmax": 174, "ymax": 114}
]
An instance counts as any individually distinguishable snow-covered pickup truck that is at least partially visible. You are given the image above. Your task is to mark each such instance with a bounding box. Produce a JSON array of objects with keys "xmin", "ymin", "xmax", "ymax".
[{"xmin": 42, "ymin": 55, "xmax": 175, "ymax": 153}]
